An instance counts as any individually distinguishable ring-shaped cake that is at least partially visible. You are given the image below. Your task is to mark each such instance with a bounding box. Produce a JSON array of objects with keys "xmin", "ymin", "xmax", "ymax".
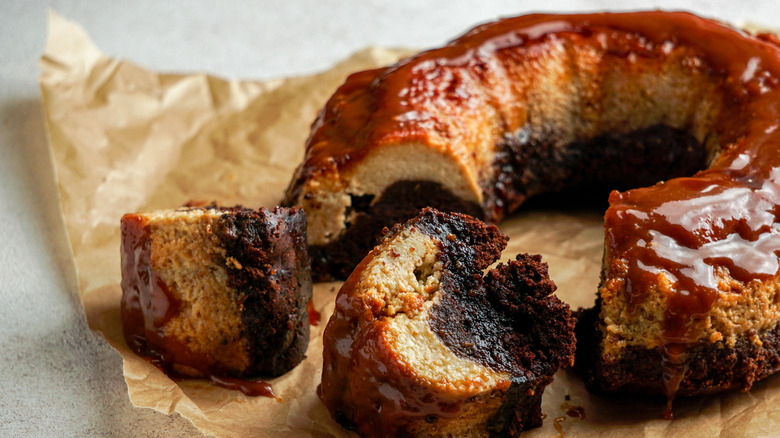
[{"xmin": 285, "ymin": 11, "xmax": 780, "ymax": 401}]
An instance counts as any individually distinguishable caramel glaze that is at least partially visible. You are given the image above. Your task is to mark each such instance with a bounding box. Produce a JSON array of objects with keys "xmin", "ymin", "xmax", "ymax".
[
  {"xmin": 307, "ymin": 300, "xmax": 321, "ymax": 326},
  {"xmin": 320, "ymin": 248, "xmax": 466, "ymax": 435},
  {"xmin": 120, "ymin": 214, "xmax": 277, "ymax": 398},
  {"xmin": 294, "ymin": 11, "xmax": 780, "ymax": 402},
  {"xmin": 289, "ymin": 11, "xmax": 780, "ymax": 184}
]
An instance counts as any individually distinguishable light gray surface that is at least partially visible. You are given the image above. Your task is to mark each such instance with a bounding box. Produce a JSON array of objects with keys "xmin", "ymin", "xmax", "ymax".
[{"xmin": 2, "ymin": 1, "xmax": 779, "ymax": 436}]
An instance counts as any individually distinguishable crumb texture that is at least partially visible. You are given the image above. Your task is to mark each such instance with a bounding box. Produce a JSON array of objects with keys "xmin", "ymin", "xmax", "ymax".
[
  {"xmin": 320, "ymin": 208, "xmax": 575, "ymax": 437},
  {"xmin": 149, "ymin": 209, "xmax": 249, "ymax": 375},
  {"xmin": 215, "ymin": 205, "xmax": 312, "ymax": 377}
]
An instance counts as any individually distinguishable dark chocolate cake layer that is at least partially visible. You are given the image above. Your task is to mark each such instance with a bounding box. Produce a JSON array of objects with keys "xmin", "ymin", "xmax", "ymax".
[{"xmin": 216, "ymin": 206, "xmax": 312, "ymax": 376}]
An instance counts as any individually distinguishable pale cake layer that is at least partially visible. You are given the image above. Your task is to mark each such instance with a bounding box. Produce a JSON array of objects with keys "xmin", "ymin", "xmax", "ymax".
[
  {"xmin": 145, "ymin": 208, "xmax": 249, "ymax": 375},
  {"xmin": 351, "ymin": 226, "xmax": 443, "ymax": 315},
  {"xmin": 303, "ymin": 143, "xmax": 480, "ymax": 245},
  {"xmin": 347, "ymin": 228, "xmax": 511, "ymax": 395}
]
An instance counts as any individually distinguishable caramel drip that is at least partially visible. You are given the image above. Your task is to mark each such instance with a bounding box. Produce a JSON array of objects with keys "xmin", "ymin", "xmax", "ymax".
[
  {"xmin": 307, "ymin": 300, "xmax": 321, "ymax": 326},
  {"xmin": 120, "ymin": 214, "xmax": 183, "ymax": 365},
  {"xmin": 209, "ymin": 375, "xmax": 278, "ymax": 399},
  {"xmin": 660, "ymin": 343, "xmax": 689, "ymax": 419}
]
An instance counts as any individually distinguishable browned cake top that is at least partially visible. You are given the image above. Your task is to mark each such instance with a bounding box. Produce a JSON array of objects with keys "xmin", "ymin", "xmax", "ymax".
[{"xmin": 296, "ymin": 12, "xmax": 780, "ymax": 177}]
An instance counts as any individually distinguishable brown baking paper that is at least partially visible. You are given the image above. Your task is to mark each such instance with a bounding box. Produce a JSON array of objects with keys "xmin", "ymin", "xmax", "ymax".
[{"xmin": 40, "ymin": 10, "xmax": 780, "ymax": 438}]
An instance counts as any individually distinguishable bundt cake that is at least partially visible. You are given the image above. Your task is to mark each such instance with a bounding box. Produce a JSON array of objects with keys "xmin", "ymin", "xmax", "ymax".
[
  {"xmin": 319, "ymin": 208, "xmax": 575, "ymax": 437},
  {"xmin": 286, "ymin": 11, "xmax": 780, "ymax": 402},
  {"xmin": 120, "ymin": 205, "xmax": 312, "ymax": 379}
]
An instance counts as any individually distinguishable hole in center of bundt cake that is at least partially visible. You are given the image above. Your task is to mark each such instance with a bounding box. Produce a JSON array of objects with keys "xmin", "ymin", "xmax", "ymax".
[
  {"xmin": 484, "ymin": 124, "xmax": 708, "ymax": 220},
  {"xmin": 304, "ymin": 123, "xmax": 708, "ymax": 282}
]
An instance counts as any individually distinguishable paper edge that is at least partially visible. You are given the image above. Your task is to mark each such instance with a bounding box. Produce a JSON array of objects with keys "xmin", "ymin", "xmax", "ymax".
[{"xmin": 38, "ymin": 9, "xmax": 91, "ymax": 325}]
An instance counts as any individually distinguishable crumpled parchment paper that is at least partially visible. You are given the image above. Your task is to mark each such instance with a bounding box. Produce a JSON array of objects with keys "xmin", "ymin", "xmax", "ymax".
[{"xmin": 39, "ymin": 10, "xmax": 780, "ymax": 438}]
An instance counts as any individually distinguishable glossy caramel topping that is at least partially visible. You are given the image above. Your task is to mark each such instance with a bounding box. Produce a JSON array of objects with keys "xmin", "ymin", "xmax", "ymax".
[
  {"xmin": 608, "ymin": 171, "xmax": 780, "ymax": 344},
  {"xmin": 293, "ymin": 12, "xmax": 780, "ymax": 179},
  {"xmin": 298, "ymin": 12, "xmax": 780, "ymax": 404}
]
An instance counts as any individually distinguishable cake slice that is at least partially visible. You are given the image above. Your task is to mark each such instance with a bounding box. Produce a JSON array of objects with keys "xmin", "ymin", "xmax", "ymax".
[
  {"xmin": 320, "ymin": 208, "xmax": 575, "ymax": 436},
  {"xmin": 120, "ymin": 204, "xmax": 311, "ymax": 378}
]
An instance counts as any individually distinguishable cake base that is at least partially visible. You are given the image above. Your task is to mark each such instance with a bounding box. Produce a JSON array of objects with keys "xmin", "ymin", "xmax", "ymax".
[{"xmin": 576, "ymin": 304, "xmax": 780, "ymax": 397}]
